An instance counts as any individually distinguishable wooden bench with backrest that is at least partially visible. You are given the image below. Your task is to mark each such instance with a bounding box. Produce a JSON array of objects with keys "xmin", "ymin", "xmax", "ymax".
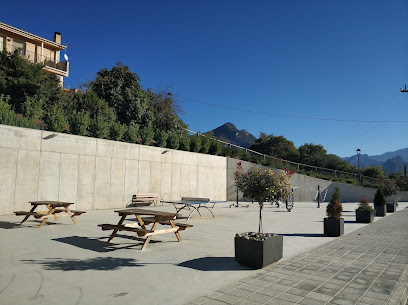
[{"xmin": 131, "ymin": 193, "xmax": 159, "ymax": 206}]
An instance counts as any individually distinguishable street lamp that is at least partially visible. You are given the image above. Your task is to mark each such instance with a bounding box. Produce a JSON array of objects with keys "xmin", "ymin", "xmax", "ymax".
[{"xmin": 356, "ymin": 148, "xmax": 361, "ymax": 182}]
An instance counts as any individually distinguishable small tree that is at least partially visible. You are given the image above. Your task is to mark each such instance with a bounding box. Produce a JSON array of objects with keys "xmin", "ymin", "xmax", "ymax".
[
  {"xmin": 156, "ymin": 130, "xmax": 168, "ymax": 148},
  {"xmin": 179, "ymin": 134, "xmax": 190, "ymax": 151},
  {"xmin": 89, "ymin": 116, "xmax": 109, "ymax": 138},
  {"xmin": 109, "ymin": 121, "xmax": 126, "ymax": 141},
  {"xmin": 23, "ymin": 97, "xmax": 44, "ymax": 120},
  {"xmin": 235, "ymin": 162, "xmax": 293, "ymax": 234},
  {"xmin": 125, "ymin": 121, "xmax": 140, "ymax": 143},
  {"xmin": 200, "ymin": 135, "xmax": 211, "ymax": 154},
  {"xmin": 357, "ymin": 197, "xmax": 374, "ymax": 213},
  {"xmin": 140, "ymin": 126, "xmax": 154, "ymax": 145},
  {"xmin": 167, "ymin": 132, "xmax": 180, "ymax": 150},
  {"xmin": 46, "ymin": 105, "xmax": 67, "ymax": 133},
  {"xmin": 69, "ymin": 111, "xmax": 90, "ymax": 136},
  {"xmin": 374, "ymin": 188, "xmax": 386, "ymax": 206},
  {"xmin": 326, "ymin": 187, "xmax": 342, "ymax": 219},
  {"xmin": 209, "ymin": 139, "xmax": 222, "ymax": 155},
  {"xmin": 190, "ymin": 135, "xmax": 202, "ymax": 152}
]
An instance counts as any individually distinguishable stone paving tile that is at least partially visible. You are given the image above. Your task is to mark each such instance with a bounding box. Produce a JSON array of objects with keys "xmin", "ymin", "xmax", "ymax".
[
  {"xmin": 256, "ymin": 287, "xmax": 282, "ymax": 298},
  {"xmin": 238, "ymin": 283, "xmax": 263, "ymax": 292},
  {"xmin": 234, "ymin": 299, "xmax": 262, "ymax": 305},
  {"xmin": 306, "ymin": 291, "xmax": 333, "ymax": 302},
  {"xmin": 298, "ymin": 296, "xmax": 327, "ymax": 305},
  {"xmin": 359, "ymin": 295, "xmax": 388, "ymax": 305},
  {"xmin": 224, "ymin": 288, "xmax": 253, "ymax": 298},
  {"xmin": 210, "ymin": 293, "xmax": 243, "ymax": 304},
  {"xmin": 245, "ymin": 292, "xmax": 272, "ymax": 304},
  {"xmin": 275, "ymin": 292, "xmax": 304, "ymax": 303},
  {"xmin": 265, "ymin": 298, "xmax": 296, "ymax": 305},
  {"xmin": 285, "ymin": 287, "xmax": 310, "ymax": 297}
]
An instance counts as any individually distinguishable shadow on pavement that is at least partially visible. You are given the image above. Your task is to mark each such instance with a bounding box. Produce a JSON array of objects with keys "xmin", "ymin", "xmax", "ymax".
[
  {"xmin": 0, "ymin": 221, "xmax": 23, "ymax": 229},
  {"xmin": 22, "ymin": 256, "xmax": 143, "ymax": 271},
  {"xmin": 178, "ymin": 257, "xmax": 253, "ymax": 271}
]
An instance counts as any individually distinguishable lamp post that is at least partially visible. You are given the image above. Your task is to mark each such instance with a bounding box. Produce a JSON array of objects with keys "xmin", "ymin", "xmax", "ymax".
[{"xmin": 356, "ymin": 148, "xmax": 361, "ymax": 182}]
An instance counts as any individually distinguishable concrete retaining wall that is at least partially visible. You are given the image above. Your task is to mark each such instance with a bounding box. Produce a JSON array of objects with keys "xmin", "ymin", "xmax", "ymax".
[
  {"xmin": 227, "ymin": 158, "xmax": 408, "ymax": 203},
  {"xmin": 0, "ymin": 125, "xmax": 227, "ymax": 215}
]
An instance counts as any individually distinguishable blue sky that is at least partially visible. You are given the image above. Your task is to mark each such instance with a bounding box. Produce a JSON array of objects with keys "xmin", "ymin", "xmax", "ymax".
[{"xmin": 1, "ymin": 0, "xmax": 407, "ymax": 158}]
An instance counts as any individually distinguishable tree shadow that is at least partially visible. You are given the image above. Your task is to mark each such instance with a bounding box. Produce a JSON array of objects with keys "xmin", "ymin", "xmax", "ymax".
[
  {"xmin": 178, "ymin": 257, "xmax": 254, "ymax": 271},
  {"xmin": 22, "ymin": 256, "xmax": 143, "ymax": 271},
  {"xmin": 279, "ymin": 233, "xmax": 327, "ymax": 237}
]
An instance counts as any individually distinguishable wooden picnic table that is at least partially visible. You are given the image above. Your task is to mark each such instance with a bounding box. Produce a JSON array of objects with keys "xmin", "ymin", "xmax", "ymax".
[
  {"xmin": 98, "ymin": 208, "xmax": 193, "ymax": 250},
  {"xmin": 14, "ymin": 201, "xmax": 85, "ymax": 228}
]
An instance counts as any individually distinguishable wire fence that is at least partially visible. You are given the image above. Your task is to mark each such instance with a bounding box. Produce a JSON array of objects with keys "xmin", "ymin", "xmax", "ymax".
[{"xmin": 185, "ymin": 128, "xmax": 379, "ymax": 187}]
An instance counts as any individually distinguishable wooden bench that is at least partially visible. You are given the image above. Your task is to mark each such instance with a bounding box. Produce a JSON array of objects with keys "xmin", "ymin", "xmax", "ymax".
[
  {"xmin": 53, "ymin": 209, "xmax": 86, "ymax": 216},
  {"xmin": 141, "ymin": 217, "xmax": 193, "ymax": 231},
  {"xmin": 98, "ymin": 223, "xmax": 153, "ymax": 236},
  {"xmin": 131, "ymin": 193, "xmax": 160, "ymax": 206},
  {"xmin": 14, "ymin": 211, "xmax": 50, "ymax": 219}
]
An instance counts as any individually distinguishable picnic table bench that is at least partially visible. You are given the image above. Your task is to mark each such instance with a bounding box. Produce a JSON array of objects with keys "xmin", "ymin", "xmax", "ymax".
[
  {"xmin": 98, "ymin": 208, "xmax": 193, "ymax": 250},
  {"xmin": 131, "ymin": 193, "xmax": 160, "ymax": 206},
  {"xmin": 162, "ymin": 197, "xmax": 227, "ymax": 221},
  {"xmin": 14, "ymin": 201, "xmax": 86, "ymax": 228}
]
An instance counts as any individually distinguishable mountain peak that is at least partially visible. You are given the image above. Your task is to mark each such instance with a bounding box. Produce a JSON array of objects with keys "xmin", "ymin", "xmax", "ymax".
[{"xmin": 205, "ymin": 122, "xmax": 256, "ymax": 148}]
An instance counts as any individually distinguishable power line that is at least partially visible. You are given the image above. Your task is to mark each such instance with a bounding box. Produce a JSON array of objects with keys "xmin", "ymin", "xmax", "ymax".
[{"xmin": 182, "ymin": 96, "xmax": 408, "ymax": 123}]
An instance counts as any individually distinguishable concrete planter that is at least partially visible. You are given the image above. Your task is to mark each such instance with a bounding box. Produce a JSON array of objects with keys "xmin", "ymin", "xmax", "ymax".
[
  {"xmin": 324, "ymin": 218, "xmax": 344, "ymax": 237},
  {"xmin": 234, "ymin": 234, "xmax": 283, "ymax": 269},
  {"xmin": 355, "ymin": 210, "xmax": 374, "ymax": 223},
  {"xmin": 386, "ymin": 203, "xmax": 397, "ymax": 213},
  {"xmin": 374, "ymin": 205, "xmax": 386, "ymax": 217}
]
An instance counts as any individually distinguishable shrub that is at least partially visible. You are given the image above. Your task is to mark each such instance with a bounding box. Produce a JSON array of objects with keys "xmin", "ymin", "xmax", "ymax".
[
  {"xmin": 373, "ymin": 188, "xmax": 386, "ymax": 206},
  {"xmin": 46, "ymin": 105, "xmax": 67, "ymax": 132},
  {"xmin": 179, "ymin": 134, "xmax": 190, "ymax": 151},
  {"xmin": 200, "ymin": 136, "xmax": 211, "ymax": 154},
  {"xmin": 190, "ymin": 135, "xmax": 202, "ymax": 152},
  {"xmin": 326, "ymin": 187, "xmax": 342, "ymax": 219},
  {"xmin": 357, "ymin": 197, "xmax": 374, "ymax": 213},
  {"xmin": 22, "ymin": 97, "xmax": 44, "ymax": 120},
  {"xmin": 125, "ymin": 122, "xmax": 139, "ymax": 143},
  {"xmin": 69, "ymin": 111, "xmax": 90, "ymax": 136},
  {"xmin": 140, "ymin": 126, "xmax": 154, "ymax": 145},
  {"xmin": 109, "ymin": 121, "xmax": 126, "ymax": 141},
  {"xmin": 209, "ymin": 139, "xmax": 222, "ymax": 155},
  {"xmin": 156, "ymin": 130, "xmax": 168, "ymax": 147},
  {"xmin": 89, "ymin": 117, "xmax": 109, "ymax": 138},
  {"xmin": 167, "ymin": 132, "xmax": 180, "ymax": 150}
]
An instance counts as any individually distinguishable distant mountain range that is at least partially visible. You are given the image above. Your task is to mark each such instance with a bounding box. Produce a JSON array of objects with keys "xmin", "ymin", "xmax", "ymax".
[
  {"xmin": 342, "ymin": 148, "xmax": 408, "ymax": 173},
  {"xmin": 206, "ymin": 122, "xmax": 407, "ymax": 173},
  {"xmin": 205, "ymin": 122, "xmax": 256, "ymax": 148}
]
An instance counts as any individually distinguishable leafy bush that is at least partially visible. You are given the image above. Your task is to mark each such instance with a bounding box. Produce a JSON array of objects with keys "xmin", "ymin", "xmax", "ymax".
[
  {"xmin": 374, "ymin": 188, "xmax": 386, "ymax": 206},
  {"xmin": 89, "ymin": 117, "xmax": 109, "ymax": 138},
  {"xmin": 46, "ymin": 105, "xmax": 67, "ymax": 132},
  {"xmin": 357, "ymin": 197, "xmax": 374, "ymax": 214},
  {"xmin": 167, "ymin": 132, "xmax": 180, "ymax": 150},
  {"xmin": 179, "ymin": 134, "xmax": 190, "ymax": 151},
  {"xmin": 326, "ymin": 187, "xmax": 342, "ymax": 219},
  {"xmin": 140, "ymin": 126, "xmax": 154, "ymax": 145},
  {"xmin": 69, "ymin": 111, "xmax": 90, "ymax": 136},
  {"xmin": 190, "ymin": 135, "xmax": 202, "ymax": 152},
  {"xmin": 209, "ymin": 139, "xmax": 222, "ymax": 155},
  {"xmin": 200, "ymin": 136, "xmax": 211, "ymax": 154},
  {"xmin": 156, "ymin": 130, "xmax": 168, "ymax": 147},
  {"xmin": 125, "ymin": 121, "xmax": 139, "ymax": 143},
  {"xmin": 109, "ymin": 121, "xmax": 126, "ymax": 141},
  {"xmin": 22, "ymin": 97, "xmax": 44, "ymax": 120}
]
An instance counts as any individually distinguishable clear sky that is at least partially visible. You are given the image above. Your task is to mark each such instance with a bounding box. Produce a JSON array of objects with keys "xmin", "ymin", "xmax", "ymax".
[{"xmin": 1, "ymin": 0, "xmax": 407, "ymax": 158}]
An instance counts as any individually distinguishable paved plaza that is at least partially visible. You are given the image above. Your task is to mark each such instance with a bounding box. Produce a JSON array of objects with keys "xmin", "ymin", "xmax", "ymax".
[{"xmin": 0, "ymin": 201, "xmax": 407, "ymax": 305}]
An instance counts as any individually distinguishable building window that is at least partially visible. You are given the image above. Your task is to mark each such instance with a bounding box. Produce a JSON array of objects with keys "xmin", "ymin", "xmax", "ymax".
[{"xmin": 11, "ymin": 40, "xmax": 25, "ymax": 55}]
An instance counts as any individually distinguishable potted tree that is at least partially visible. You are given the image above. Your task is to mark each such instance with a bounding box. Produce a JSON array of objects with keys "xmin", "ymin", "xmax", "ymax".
[
  {"xmin": 378, "ymin": 177, "xmax": 398, "ymax": 212},
  {"xmin": 234, "ymin": 162, "xmax": 293, "ymax": 269},
  {"xmin": 324, "ymin": 187, "xmax": 344, "ymax": 236},
  {"xmin": 356, "ymin": 197, "xmax": 375, "ymax": 223},
  {"xmin": 373, "ymin": 188, "xmax": 387, "ymax": 217}
]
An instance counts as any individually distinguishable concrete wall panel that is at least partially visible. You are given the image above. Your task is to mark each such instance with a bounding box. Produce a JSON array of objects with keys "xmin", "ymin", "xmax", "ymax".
[
  {"xmin": 58, "ymin": 154, "xmax": 79, "ymax": 206},
  {"xmin": 139, "ymin": 146, "xmax": 161, "ymax": 162},
  {"xmin": 189, "ymin": 165, "xmax": 198, "ymax": 196},
  {"xmin": 97, "ymin": 140, "xmax": 132, "ymax": 159},
  {"xmin": 149, "ymin": 162, "xmax": 162, "ymax": 194},
  {"xmin": 124, "ymin": 159, "xmax": 139, "ymax": 205},
  {"xmin": 38, "ymin": 152, "xmax": 60, "ymax": 201},
  {"xmin": 94, "ymin": 157, "xmax": 111, "ymax": 209},
  {"xmin": 76, "ymin": 155, "xmax": 96, "ymax": 210},
  {"xmin": 170, "ymin": 163, "xmax": 181, "ymax": 200},
  {"xmin": 41, "ymin": 131, "xmax": 96, "ymax": 156},
  {"xmin": 14, "ymin": 150, "xmax": 40, "ymax": 211},
  {"xmin": 109, "ymin": 158, "xmax": 126, "ymax": 208},
  {"xmin": 180, "ymin": 164, "xmax": 190, "ymax": 197},
  {"xmin": 137, "ymin": 160, "xmax": 150, "ymax": 193},
  {"xmin": 161, "ymin": 162, "xmax": 172, "ymax": 199},
  {"xmin": 0, "ymin": 148, "xmax": 17, "ymax": 214},
  {"xmin": 0, "ymin": 125, "xmax": 41, "ymax": 151}
]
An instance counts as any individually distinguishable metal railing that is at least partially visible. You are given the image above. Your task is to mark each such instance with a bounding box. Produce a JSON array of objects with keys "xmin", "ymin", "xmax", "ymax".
[
  {"xmin": 5, "ymin": 44, "xmax": 68, "ymax": 72},
  {"xmin": 185, "ymin": 128, "xmax": 379, "ymax": 186}
]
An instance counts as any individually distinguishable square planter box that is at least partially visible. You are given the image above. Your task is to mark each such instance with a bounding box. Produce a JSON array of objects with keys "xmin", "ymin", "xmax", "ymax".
[
  {"xmin": 374, "ymin": 205, "xmax": 386, "ymax": 217},
  {"xmin": 356, "ymin": 210, "xmax": 374, "ymax": 223},
  {"xmin": 324, "ymin": 218, "xmax": 344, "ymax": 237},
  {"xmin": 386, "ymin": 203, "xmax": 397, "ymax": 213},
  {"xmin": 235, "ymin": 234, "xmax": 283, "ymax": 269}
]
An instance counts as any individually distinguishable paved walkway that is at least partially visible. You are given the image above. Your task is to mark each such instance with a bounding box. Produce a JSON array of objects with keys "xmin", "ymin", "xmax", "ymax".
[{"xmin": 186, "ymin": 207, "xmax": 408, "ymax": 305}]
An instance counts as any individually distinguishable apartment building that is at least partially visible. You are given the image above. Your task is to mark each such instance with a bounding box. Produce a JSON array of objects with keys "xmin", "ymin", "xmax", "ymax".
[{"xmin": 0, "ymin": 21, "xmax": 69, "ymax": 86}]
